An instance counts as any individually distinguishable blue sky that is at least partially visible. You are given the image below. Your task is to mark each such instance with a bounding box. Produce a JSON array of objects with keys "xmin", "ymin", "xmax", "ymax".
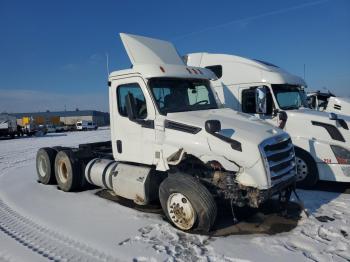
[{"xmin": 0, "ymin": 0, "xmax": 349, "ymax": 112}]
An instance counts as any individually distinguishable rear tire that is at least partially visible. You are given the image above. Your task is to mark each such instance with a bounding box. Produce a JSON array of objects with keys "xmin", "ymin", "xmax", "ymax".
[
  {"xmin": 295, "ymin": 147, "xmax": 319, "ymax": 188},
  {"xmin": 54, "ymin": 149, "xmax": 82, "ymax": 192},
  {"xmin": 36, "ymin": 147, "xmax": 57, "ymax": 184},
  {"xmin": 159, "ymin": 173, "xmax": 217, "ymax": 232}
]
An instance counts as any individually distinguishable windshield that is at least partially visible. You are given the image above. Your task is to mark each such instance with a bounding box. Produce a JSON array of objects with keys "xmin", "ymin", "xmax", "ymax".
[
  {"xmin": 149, "ymin": 78, "xmax": 219, "ymax": 114},
  {"xmin": 272, "ymin": 84, "xmax": 308, "ymax": 110}
]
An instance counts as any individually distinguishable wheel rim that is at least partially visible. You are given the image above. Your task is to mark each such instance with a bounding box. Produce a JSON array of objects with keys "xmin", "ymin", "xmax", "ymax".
[
  {"xmin": 38, "ymin": 155, "xmax": 47, "ymax": 178},
  {"xmin": 167, "ymin": 193, "xmax": 195, "ymax": 230},
  {"xmin": 296, "ymin": 156, "xmax": 309, "ymax": 182},
  {"xmin": 58, "ymin": 160, "xmax": 69, "ymax": 183}
]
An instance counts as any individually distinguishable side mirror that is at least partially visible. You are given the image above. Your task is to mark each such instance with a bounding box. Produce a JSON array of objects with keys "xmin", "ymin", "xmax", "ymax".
[
  {"xmin": 205, "ymin": 120, "xmax": 221, "ymax": 134},
  {"xmin": 255, "ymin": 86, "xmax": 267, "ymax": 114},
  {"xmin": 125, "ymin": 93, "xmax": 137, "ymax": 121},
  {"xmin": 329, "ymin": 112, "xmax": 338, "ymax": 120},
  {"xmin": 329, "ymin": 112, "xmax": 348, "ymax": 130}
]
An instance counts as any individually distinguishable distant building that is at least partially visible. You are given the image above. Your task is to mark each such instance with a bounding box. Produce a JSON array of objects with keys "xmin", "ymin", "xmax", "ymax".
[{"xmin": 13, "ymin": 110, "xmax": 110, "ymax": 126}]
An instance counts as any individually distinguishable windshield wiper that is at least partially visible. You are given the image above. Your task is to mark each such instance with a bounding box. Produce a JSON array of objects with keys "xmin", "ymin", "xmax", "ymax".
[{"xmin": 282, "ymin": 106, "xmax": 299, "ymax": 110}]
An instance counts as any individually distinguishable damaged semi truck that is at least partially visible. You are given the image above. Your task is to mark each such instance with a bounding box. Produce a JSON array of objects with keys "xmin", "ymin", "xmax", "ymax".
[{"xmin": 36, "ymin": 34, "xmax": 297, "ymax": 232}]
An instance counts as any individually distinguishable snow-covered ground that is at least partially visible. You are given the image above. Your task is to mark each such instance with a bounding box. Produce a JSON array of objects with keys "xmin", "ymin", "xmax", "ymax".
[{"xmin": 0, "ymin": 128, "xmax": 349, "ymax": 262}]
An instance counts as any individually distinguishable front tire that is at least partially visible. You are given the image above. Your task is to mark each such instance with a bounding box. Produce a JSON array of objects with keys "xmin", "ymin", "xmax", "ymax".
[
  {"xmin": 295, "ymin": 147, "xmax": 319, "ymax": 188},
  {"xmin": 159, "ymin": 173, "xmax": 217, "ymax": 232}
]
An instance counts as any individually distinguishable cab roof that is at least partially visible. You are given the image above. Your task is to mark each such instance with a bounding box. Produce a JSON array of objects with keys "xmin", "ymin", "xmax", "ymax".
[{"xmin": 186, "ymin": 52, "xmax": 306, "ymax": 86}]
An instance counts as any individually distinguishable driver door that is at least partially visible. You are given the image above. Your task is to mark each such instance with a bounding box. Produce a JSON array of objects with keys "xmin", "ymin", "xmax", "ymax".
[{"xmin": 110, "ymin": 76, "xmax": 156, "ymax": 164}]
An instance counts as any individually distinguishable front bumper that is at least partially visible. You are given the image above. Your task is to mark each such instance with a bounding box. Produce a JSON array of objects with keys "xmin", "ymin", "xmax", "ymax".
[{"xmin": 235, "ymin": 175, "xmax": 296, "ymax": 208}]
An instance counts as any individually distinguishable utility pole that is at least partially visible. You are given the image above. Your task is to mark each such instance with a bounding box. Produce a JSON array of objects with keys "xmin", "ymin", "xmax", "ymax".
[{"xmin": 106, "ymin": 53, "xmax": 110, "ymax": 78}]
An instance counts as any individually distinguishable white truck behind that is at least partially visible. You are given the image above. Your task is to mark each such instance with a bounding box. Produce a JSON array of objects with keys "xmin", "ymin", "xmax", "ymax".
[
  {"xmin": 0, "ymin": 114, "xmax": 17, "ymax": 139},
  {"xmin": 186, "ymin": 53, "xmax": 350, "ymax": 187},
  {"xmin": 36, "ymin": 34, "xmax": 297, "ymax": 232},
  {"xmin": 76, "ymin": 120, "xmax": 98, "ymax": 131},
  {"xmin": 307, "ymin": 91, "xmax": 350, "ymax": 116}
]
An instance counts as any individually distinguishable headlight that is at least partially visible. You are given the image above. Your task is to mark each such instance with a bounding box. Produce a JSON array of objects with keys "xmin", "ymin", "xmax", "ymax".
[{"xmin": 330, "ymin": 145, "xmax": 350, "ymax": 165}]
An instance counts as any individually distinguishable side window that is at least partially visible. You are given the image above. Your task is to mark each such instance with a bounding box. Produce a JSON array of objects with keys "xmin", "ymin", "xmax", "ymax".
[
  {"xmin": 205, "ymin": 65, "xmax": 222, "ymax": 79},
  {"xmin": 188, "ymin": 85, "xmax": 210, "ymax": 105},
  {"xmin": 308, "ymin": 96, "xmax": 316, "ymax": 109},
  {"xmin": 241, "ymin": 87, "xmax": 273, "ymax": 114},
  {"xmin": 241, "ymin": 88, "xmax": 256, "ymax": 113},
  {"xmin": 117, "ymin": 83, "xmax": 147, "ymax": 119}
]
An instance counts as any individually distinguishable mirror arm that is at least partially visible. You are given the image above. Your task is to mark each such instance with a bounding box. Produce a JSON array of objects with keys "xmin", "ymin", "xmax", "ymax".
[
  {"xmin": 278, "ymin": 111, "xmax": 288, "ymax": 129},
  {"xmin": 273, "ymin": 108, "xmax": 279, "ymax": 117},
  {"xmin": 135, "ymin": 119, "xmax": 154, "ymax": 129}
]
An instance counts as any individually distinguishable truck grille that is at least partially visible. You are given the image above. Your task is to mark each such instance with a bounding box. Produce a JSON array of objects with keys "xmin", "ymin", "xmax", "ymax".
[{"xmin": 260, "ymin": 135, "xmax": 296, "ymax": 186}]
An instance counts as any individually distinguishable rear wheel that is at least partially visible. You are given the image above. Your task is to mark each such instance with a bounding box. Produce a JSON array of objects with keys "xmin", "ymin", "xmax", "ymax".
[
  {"xmin": 36, "ymin": 147, "xmax": 57, "ymax": 184},
  {"xmin": 295, "ymin": 147, "xmax": 319, "ymax": 188},
  {"xmin": 54, "ymin": 149, "xmax": 82, "ymax": 192},
  {"xmin": 159, "ymin": 173, "xmax": 217, "ymax": 232}
]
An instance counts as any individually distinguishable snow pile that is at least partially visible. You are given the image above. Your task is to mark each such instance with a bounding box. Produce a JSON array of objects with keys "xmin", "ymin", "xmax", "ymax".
[
  {"xmin": 119, "ymin": 223, "xmax": 246, "ymax": 261},
  {"xmin": 251, "ymin": 190, "xmax": 350, "ymax": 261}
]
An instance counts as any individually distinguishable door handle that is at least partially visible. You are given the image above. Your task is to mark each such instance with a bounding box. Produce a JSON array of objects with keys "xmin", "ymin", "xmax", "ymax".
[{"xmin": 116, "ymin": 140, "xmax": 122, "ymax": 153}]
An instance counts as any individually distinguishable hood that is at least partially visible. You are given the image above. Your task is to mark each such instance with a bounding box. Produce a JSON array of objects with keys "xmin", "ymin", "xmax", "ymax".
[
  {"xmin": 328, "ymin": 97, "xmax": 350, "ymax": 116},
  {"xmin": 166, "ymin": 108, "xmax": 284, "ymax": 145},
  {"xmin": 162, "ymin": 108, "xmax": 289, "ymax": 169},
  {"xmin": 285, "ymin": 108, "xmax": 350, "ymax": 145}
]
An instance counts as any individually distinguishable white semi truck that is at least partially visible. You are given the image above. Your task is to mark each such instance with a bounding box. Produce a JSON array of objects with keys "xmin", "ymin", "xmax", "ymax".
[
  {"xmin": 307, "ymin": 91, "xmax": 350, "ymax": 116},
  {"xmin": 0, "ymin": 114, "xmax": 17, "ymax": 139},
  {"xmin": 36, "ymin": 34, "xmax": 297, "ymax": 232},
  {"xmin": 186, "ymin": 53, "xmax": 350, "ymax": 187}
]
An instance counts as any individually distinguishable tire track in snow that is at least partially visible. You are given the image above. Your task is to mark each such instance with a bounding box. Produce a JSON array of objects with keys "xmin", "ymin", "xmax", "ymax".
[
  {"xmin": 0, "ymin": 199, "xmax": 118, "ymax": 262},
  {"xmin": 0, "ymin": 144, "xmax": 37, "ymax": 177}
]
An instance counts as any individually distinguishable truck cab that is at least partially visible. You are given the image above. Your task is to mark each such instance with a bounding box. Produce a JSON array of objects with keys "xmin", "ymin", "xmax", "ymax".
[
  {"xmin": 186, "ymin": 52, "xmax": 350, "ymax": 187},
  {"xmin": 307, "ymin": 91, "xmax": 350, "ymax": 117},
  {"xmin": 36, "ymin": 34, "xmax": 296, "ymax": 232}
]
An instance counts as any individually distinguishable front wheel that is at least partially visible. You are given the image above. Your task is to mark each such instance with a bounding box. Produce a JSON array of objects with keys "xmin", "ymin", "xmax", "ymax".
[
  {"xmin": 159, "ymin": 173, "xmax": 217, "ymax": 232},
  {"xmin": 295, "ymin": 147, "xmax": 319, "ymax": 188}
]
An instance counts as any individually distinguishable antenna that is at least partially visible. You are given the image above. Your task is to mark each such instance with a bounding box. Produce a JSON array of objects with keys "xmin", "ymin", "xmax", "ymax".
[{"xmin": 105, "ymin": 53, "xmax": 110, "ymax": 78}]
